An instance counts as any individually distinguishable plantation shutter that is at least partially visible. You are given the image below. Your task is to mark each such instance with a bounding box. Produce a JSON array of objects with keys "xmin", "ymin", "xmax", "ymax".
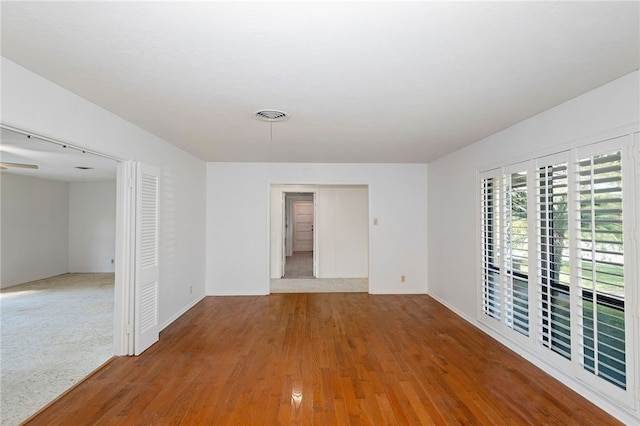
[
  {"xmin": 535, "ymin": 155, "xmax": 571, "ymax": 359},
  {"xmin": 502, "ymin": 170, "xmax": 529, "ymax": 336},
  {"xmin": 576, "ymin": 148, "xmax": 626, "ymax": 389},
  {"xmin": 479, "ymin": 133, "xmax": 637, "ymax": 406},
  {"xmin": 480, "ymin": 171, "xmax": 500, "ymax": 321}
]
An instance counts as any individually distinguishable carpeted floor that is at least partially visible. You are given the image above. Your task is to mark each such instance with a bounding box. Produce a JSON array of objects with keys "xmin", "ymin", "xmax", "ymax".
[
  {"xmin": 279, "ymin": 252, "xmax": 369, "ymax": 292},
  {"xmin": 271, "ymin": 277, "xmax": 368, "ymax": 293},
  {"xmin": 0, "ymin": 273, "xmax": 114, "ymax": 426}
]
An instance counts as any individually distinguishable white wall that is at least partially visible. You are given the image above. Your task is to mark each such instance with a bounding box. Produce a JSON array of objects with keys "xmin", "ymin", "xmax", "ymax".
[
  {"xmin": 0, "ymin": 173, "xmax": 69, "ymax": 288},
  {"xmin": 208, "ymin": 163, "xmax": 428, "ymax": 295},
  {"xmin": 1, "ymin": 58, "xmax": 207, "ymax": 330},
  {"xmin": 68, "ymin": 182, "xmax": 116, "ymax": 273},
  {"xmin": 427, "ymin": 71, "xmax": 639, "ymax": 423},
  {"xmin": 317, "ymin": 186, "xmax": 369, "ymax": 278},
  {"xmin": 1, "ymin": 178, "xmax": 118, "ymax": 285},
  {"xmin": 270, "ymin": 185, "xmax": 369, "ymax": 279}
]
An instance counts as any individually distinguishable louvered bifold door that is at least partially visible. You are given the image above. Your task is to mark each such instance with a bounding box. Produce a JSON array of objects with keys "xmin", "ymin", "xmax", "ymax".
[
  {"xmin": 575, "ymin": 141, "xmax": 628, "ymax": 392},
  {"xmin": 535, "ymin": 153, "xmax": 572, "ymax": 361},
  {"xmin": 134, "ymin": 163, "xmax": 160, "ymax": 355}
]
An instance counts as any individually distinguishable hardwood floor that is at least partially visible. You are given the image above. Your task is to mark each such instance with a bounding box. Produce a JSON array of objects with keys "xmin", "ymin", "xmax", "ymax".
[{"xmin": 25, "ymin": 294, "xmax": 620, "ymax": 425}]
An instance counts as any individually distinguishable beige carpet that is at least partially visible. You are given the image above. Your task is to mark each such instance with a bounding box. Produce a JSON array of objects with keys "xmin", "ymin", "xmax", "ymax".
[
  {"xmin": 0, "ymin": 273, "xmax": 114, "ymax": 426},
  {"xmin": 271, "ymin": 277, "xmax": 368, "ymax": 293}
]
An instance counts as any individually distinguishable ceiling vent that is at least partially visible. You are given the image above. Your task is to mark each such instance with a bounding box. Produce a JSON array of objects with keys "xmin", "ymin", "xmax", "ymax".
[{"xmin": 255, "ymin": 110, "xmax": 289, "ymax": 122}]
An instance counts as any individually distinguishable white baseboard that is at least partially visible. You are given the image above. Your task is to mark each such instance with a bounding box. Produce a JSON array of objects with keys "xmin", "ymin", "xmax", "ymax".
[{"xmin": 159, "ymin": 294, "xmax": 206, "ymax": 332}]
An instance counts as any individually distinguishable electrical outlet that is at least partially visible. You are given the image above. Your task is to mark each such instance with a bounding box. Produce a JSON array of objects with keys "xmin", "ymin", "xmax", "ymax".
[
  {"xmin": 401, "ymin": 275, "xmax": 406, "ymax": 283},
  {"xmin": 111, "ymin": 259, "xmax": 114, "ymax": 264}
]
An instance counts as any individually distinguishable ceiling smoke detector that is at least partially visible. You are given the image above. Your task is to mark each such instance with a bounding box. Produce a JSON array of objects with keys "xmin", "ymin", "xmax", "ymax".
[{"xmin": 255, "ymin": 110, "xmax": 289, "ymax": 122}]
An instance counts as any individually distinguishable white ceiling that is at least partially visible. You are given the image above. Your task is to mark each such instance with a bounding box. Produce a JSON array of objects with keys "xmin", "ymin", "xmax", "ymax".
[
  {"xmin": 0, "ymin": 128, "xmax": 117, "ymax": 182},
  {"xmin": 1, "ymin": 1, "xmax": 638, "ymax": 164}
]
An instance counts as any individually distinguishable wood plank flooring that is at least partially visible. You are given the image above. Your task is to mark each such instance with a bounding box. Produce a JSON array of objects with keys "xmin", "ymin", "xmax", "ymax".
[{"xmin": 25, "ymin": 294, "xmax": 620, "ymax": 425}]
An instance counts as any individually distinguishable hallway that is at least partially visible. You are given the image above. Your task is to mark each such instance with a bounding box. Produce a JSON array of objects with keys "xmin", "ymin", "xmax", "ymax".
[{"xmin": 284, "ymin": 251, "xmax": 313, "ymax": 278}]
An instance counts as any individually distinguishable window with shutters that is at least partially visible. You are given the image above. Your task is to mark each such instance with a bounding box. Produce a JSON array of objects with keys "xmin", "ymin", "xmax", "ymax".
[
  {"xmin": 503, "ymin": 171, "xmax": 529, "ymax": 336},
  {"xmin": 480, "ymin": 168, "xmax": 529, "ymax": 337},
  {"xmin": 577, "ymin": 150, "xmax": 626, "ymax": 389},
  {"xmin": 478, "ymin": 134, "xmax": 636, "ymax": 405},
  {"xmin": 481, "ymin": 175, "xmax": 500, "ymax": 320},
  {"xmin": 536, "ymin": 160, "xmax": 571, "ymax": 360}
]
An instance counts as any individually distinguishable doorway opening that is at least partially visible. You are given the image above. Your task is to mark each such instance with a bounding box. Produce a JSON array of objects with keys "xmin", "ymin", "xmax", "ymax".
[
  {"xmin": 284, "ymin": 193, "xmax": 315, "ymax": 278},
  {"xmin": 0, "ymin": 124, "xmax": 158, "ymax": 424},
  {"xmin": 269, "ymin": 184, "xmax": 369, "ymax": 293},
  {"xmin": 0, "ymin": 126, "xmax": 120, "ymax": 424}
]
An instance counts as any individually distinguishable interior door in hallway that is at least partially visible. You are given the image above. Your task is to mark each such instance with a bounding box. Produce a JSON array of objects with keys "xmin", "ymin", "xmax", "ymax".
[{"xmin": 293, "ymin": 201, "xmax": 313, "ymax": 252}]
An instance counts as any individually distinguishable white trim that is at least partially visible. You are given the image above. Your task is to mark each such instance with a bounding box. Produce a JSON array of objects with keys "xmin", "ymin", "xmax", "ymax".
[
  {"xmin": 114, "ymin": 161, "xmax": 136, "ymax": 356},
  {"xmin": 368, "ymin": 182, "xmax": 374, "ymax": 295},
  {"xmin": 533, "ymin": 151, "xmax": 570, "ymax": 169},
  {"xmin": 265, "ymin": 181, "xmax": 274, "ymax": 294},
  {"xmin": 281, "ymin": 192, "xmax": 287, "ymax": 277},
  {"xmin": 313, "ymin": 192, "xmax": 318, "ymax": 278},
  {"xmin": 635, "ymin": 132, "xmax": 640, "ymax": 406},
  {"xmin": 479, "ymin": 122, "xmax": 639, "ymax": 174}
]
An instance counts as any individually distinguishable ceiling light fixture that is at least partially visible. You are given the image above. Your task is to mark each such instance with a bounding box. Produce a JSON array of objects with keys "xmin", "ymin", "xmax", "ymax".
[
  {"xmin": 0, "ymin": 161, "xmax": 38, "ymax": 169},
  {"xmin": 255, "ymin": 110, "xmax": 289, "ymax": 140}
]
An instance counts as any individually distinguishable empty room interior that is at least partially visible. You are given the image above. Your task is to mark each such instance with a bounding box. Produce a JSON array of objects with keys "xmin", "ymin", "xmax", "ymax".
[{"xmin": 1, "ymin": 1, "xmax": 639, "ymax": 425}]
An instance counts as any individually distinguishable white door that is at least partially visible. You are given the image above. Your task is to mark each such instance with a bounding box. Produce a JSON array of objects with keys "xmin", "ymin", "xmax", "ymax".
[
  {"xmin": 293, "ymin": 201, "xmax": 313, "ymax": 252},
  {"xmin": 134, "ymin": 163, "xmax": 160, "ymax": 355}
]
